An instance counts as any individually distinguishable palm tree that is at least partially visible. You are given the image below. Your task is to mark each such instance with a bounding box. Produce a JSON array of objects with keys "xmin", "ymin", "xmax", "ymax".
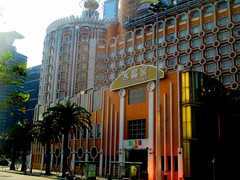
[
  {"xmin": 32, "ymin": 117, "xmax": 59, "ymax": 175},
  {"xmin": 0, "ymin": 121, "xmax": 32, "ymax": 171},
  {"xmin": 42, "ymin": 100, "xmax": 91, "ymax": 177}
]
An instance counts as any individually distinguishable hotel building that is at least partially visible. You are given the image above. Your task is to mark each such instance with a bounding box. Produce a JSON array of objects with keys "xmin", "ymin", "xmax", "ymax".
[{"xmin": 32, "ymin": 0, "xmax": 240, "ymax": 179}]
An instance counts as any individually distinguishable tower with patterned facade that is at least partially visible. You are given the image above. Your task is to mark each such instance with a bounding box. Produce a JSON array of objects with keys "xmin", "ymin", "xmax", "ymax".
[{"xmin": 33, "ymin": 1, "xmax": 240, "ymax": 180}]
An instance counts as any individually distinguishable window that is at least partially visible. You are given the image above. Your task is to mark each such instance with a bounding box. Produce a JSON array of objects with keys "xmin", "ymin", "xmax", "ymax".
[
  {"xmin": 193, "ymin": 66, "xmax": 202, "ymax": 72},
  {"xmin": 108, "ymin": 61, "xmax": 116, "ymax": 69},
  {"xmin": 169, "ymin": 18, "xmax": 175, "ymax": 25},
  {"xmin": 222, "ymin": 75, "xmax": 232, "ymax": 84},
  {"xmin": 96, "ymin": 124, "xmax": 101, "ymax": 138},
  {"xmin": 191, "ymin": 25, "xmax": 199, "ymax": 34},
  {"xmin": 81, "ymin": 36, "xmax": 88, "ymax": 42},
  {"xmin": 146, "ymin": 51, "xmax": 153, "ymax": 59},
  {"xmin": 159, "ymin": 61, "xmax": 165, "ymax": 69},
  {"xmin": 179, "ymin": 42, "xmax": 188, "ymax": 51},
  {"xmin": 118, "ymin": 59, "xmax": 125, "ymax": 66},
  {"xmin": 109, "ymin": 72, "xmax": 115, "ymax": 80},
  {"xmin": 63, "ymin": 36, "xmax": 69, "ymax": 43},
  {"xmin": 205, "ymin": 5, "xmax": 213, "ymax": 13},
  {"xmin": 167, "ymin": 33, "xmax": 175, "ymax": 41},
  {"xmin": 218, "ymin": 31, "xmax": 229, "ymax": 40},
  {"xmin": 109, "ymin": 51, "xmax": 115, "ymax": 57},
  {"xmin": 205, "ymin": 21, "xmax": 214, "ymax": 31},
  {"xmin": 146, "ymin": 26, "xmax": 153, "ymax": 31},
  {"xmin": 81, "ymin": 128, "xmax": 87, "ymax": 139},
  {"xmin": 146, "ymin": 39, "xmax": 152, "ymax": 47},
  {"xmin": 219, "ymin": 1, "xmax": 227, "ymax": 8},
  {"xmin": 233, "ymin": 13, "xmax": 240, "ymax": 22},
  {"xmin": 117, "ymin": 70, "xmax": 124, "ymax": 76},
  {"xmin": 80, "ymin": 44, "xmax": 88, "ymax": 51},
  {"xmin": 220, "ymin": 45, "xmax": 231, "ymax": 55},
  {"xmin": 118, "ymin": 48, "xmax": 124, "ymax": 55},
  {"xmin": 78, "ymin": 72, "xmax": 86, "ymax": 80},
  {"xmin": 180, "ymin": 55, "xmax": 188, "ymax": 64},
  {"xmin": 128, "ymin": 119, "xmax": 146, "ymax": 139},
  {"xmin": 218, "ymin": 17, "xmax": 228, "ymax": 26},
  {"xmin": 96, "ymin": 74, "xmax": 104, "ymax": 81},
  {"xmin": 206, "ymin": 48, "xmax": 216, "ymax": 58},
  {"xmin": 127, "ymin": 57, "xmax": 133, "ymax": 64},
  {"xmin": 88, "ymin": 124, "xmax": 94, "ymax": 139},
  {"xmin": 136, "ymin": 54, "xmax": 143, "ymax": 61},
  {"xmin": 234, "ymin": 0, "xmax": 240, "ymax": 4},
  {"xmin": 127, "ymin": 45, "xmax": 133, "ymax": 53},
  {"xmin": 159, "ymin": 22, "xmax": 164, "ymax": 28},
  {"xmin": 62, "ymin": 45, "xmax": 69, "ymax": 52},
  {"xmin": 168, "ymin": 57, "xmax": 175, "ymax": 66},
  {"xmin": 136, "ymin": 29, "xmax": 143, "ymax": 35},
  {"xmin": 235, "ymin": 28, "xmax": 240, "ymax": 36},
  {"xmin": 181, "ymin": 14, "xmax": 187, "ymax": 21},
  {"xmin": 167, "ymin": 45, "xmax": 175, "ymax": 53},
  {"xmin": 192, "ymin": 38, "xmax": 201, "ymax": 48},
  {"xmin": 206, "ymin": 63, "xmax": 216, "ymax": 72},
  {"xmin": 79, "ymin": 62, "xmax": 87, "ymax": 70},
  {"xmin": 236, "ymin": 42, "xmax": 240, "ymax": 51},
  {"xmin": 237, "ymin": 58, "xmax": 240, "ymax": 67},
  {"xmin": 205, "ymin": 35, "xmax": 215, "ymax": 44},
  {"xmin": 158, "ymin": 36, "xmax": 164, "ymax": 44},
  {"xmin": 192, "ymin": 51, "xmax": 201, "ymax": 61},
  {"xmin": 127, "ymin": 31, "xmax": 134, "ymax": 39},
  {"xmin": 128, "ymin": 87, "xmax": 146, "ymax": 104},
  {"xmin": 158, "ymin": 48, "xmax": 164, "ymax": 56},
  {"xmin": 96, "ymin": 62, "xmax": 105, "ymax": 69},
  {"xmin": 179, "ymin": 29, "xmax": 187, "ymax": 38},
  {"xmin": 192, "ymin": 10, "xmax": 200, "ymax": 16},
  {"xmin": 60, "ymin": 63, "xmax": 67, "ymax": 71},
  {"xmin": 60, "ymin": 73, "xmax": 66, "ymax": 80},
  {"xmin": 220, "ymin": 60, "xmax": 232, "ymax": 69},
  {"xmin": 59, "ymin": 92, "xmax": 65, "ymax": 100},
  {"xmin": 136, "ymin": 43, "xmax": 143, "ymax": 50}
]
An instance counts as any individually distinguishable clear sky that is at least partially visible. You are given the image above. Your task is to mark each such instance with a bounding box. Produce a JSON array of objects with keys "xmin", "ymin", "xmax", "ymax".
[{"xmin": 0, "ymin": 0, "xmax": 84, "ymax": 67}]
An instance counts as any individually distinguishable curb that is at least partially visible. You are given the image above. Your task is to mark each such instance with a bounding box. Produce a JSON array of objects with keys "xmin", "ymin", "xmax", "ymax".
[{"xmin": 1, "ymin": 166, "xmax": 110, "ymax": 179}]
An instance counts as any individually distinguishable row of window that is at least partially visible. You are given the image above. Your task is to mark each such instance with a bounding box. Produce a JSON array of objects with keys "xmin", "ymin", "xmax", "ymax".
[
  {"xmin": 97, "ymin": 28, "xmax": 240, "ymax": 59},
  {"xmin": 96, "ymin": 46, "xmax": 240, "ymax": 73},
  {"xmin": 68, "ymin": 124, "xmax": 102, "ymax": 140}
]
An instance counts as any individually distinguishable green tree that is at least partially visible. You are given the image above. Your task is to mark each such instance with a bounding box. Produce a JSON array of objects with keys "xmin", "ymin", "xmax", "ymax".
[
  {"xmin": 42, "ymin": 100, "xmax": 92, "ymax": 177},
  {"xmin": 0, "ymin": 121, "xmax": 33, "ymax": 171},
  {"xmin": 0, "ymin": 51, "xmax": 30, "ymax": 111},
  {"xmin": 32, "ymin": 117, "xmax": 59, "ymax": 175}
]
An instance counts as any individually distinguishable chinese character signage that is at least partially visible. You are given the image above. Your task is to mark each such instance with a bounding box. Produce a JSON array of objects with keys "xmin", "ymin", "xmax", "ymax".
[{"xmin": 110, "ymin": 65, "xmax": 164, "ymax": 91}]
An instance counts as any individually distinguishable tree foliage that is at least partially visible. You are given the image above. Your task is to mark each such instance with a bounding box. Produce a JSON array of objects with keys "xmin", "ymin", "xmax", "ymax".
[
  {"xmin": 42, "ymin": 100, "xmax": 92, "ymax": 177},
  {"xmin": 31, "ymin": 117, "xmax": 60, "ymax": 175},
  {"xmin": 0, "ymin": 51, "xmax": 30, "ymax": 111},
  {"xmin": 0, "ymin": 121, "xmax": 33, "ymax": 170}
]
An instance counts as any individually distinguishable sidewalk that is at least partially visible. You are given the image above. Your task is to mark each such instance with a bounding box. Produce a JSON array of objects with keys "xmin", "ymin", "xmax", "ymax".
[{"xmin": 1, "ymin": 165, "xmax": 110, "ymax": 180}]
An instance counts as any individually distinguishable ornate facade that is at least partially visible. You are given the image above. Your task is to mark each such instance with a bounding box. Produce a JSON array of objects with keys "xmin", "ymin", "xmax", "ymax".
[{"xmin": 32, "ymin": 1, "xmax": 240, "ymax": 180}]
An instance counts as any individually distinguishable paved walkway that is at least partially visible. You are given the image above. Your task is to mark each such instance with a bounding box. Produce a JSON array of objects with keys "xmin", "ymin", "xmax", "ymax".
[{"xmin": 0, "ymin": 166, "xmax": 110, "ymax": 180}]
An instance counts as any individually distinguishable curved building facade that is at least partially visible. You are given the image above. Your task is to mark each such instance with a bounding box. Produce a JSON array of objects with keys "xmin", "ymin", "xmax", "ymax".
[{"xmin": 33, "ymin": 1, "xmax": 240, "ymax": 180}]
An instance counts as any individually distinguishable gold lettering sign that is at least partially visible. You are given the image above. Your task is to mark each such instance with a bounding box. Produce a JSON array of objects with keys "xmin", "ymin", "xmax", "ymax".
[{"xmin": 110, "ymin": 65, "xmax": 164, "ymax": 91}]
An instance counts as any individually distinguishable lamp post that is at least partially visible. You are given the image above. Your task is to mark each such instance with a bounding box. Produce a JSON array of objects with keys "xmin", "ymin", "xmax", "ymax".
[{"xmin": 148, "ymin": 1, "xmax": 167, "ymax": 180}]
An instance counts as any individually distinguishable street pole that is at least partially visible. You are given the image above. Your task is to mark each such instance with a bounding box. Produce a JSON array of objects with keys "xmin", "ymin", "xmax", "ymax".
[
  {"xmin": 155, "ymin": 10, "xmax": 162, "ymax": 180},
  {"xmin": 148, "ymin": 2, "xmax": 167, "ymax": 179}
]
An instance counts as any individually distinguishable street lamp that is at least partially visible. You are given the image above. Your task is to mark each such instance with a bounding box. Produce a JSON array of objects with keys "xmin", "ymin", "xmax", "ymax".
[{"xmin": 148, "ymin": 2, "xmax": 167, "ymax": 180}]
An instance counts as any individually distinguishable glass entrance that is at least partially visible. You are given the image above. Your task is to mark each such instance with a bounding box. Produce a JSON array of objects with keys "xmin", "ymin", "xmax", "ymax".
[{"xmin": 126, "ymin": 149, "xmax": 148, "ymax": 180}]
